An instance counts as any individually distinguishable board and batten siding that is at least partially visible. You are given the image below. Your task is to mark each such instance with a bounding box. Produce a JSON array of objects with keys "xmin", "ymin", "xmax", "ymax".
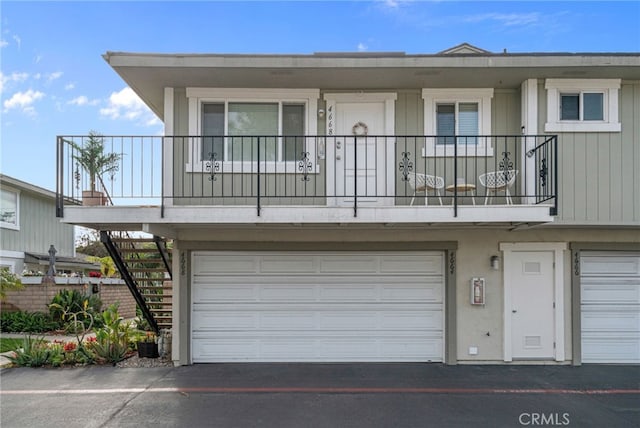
[
  {"xmin": 0, "ymin": 191, "xmax": 75, "ymax": 256},
  {"xmin": 539, "ymin": 80, "xmax": 640, "ymax": 226}
]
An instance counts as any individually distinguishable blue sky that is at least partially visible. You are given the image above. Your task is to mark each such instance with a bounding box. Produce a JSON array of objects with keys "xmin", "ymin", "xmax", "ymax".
[{"xmin": 2, "ymin": 0, "xmax": 639, "ymax": 191}]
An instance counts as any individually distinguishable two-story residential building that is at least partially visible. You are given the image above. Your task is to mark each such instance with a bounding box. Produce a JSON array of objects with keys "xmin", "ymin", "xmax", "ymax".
[
  {"xmin": 56, "ymin": 44, "xmax": 640, "ymax": 366},
  {"xmin": 0, "ymin": 174, "xmax": 88, "ymax": 274}
]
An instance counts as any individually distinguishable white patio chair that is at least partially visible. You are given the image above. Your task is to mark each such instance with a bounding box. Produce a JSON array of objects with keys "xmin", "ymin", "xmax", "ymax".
[
  {"xmin": 407, "ymin": 172, "xmax": 444, "ymax": 206},
  {"xmin": 479, "ymin": 170, "xmax": 519, "ymax": 205}
]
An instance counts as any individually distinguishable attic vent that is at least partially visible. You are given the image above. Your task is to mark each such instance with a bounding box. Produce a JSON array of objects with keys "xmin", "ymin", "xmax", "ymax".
[{"xmin": 438, "ymin": 43, "xmax": 491, "ymax": 55}]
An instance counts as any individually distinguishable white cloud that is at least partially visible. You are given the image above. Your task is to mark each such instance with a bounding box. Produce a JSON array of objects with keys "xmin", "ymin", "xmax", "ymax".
[
  {"xmin": 12, "ymin": 35, "xmax": 21, "ymax": 49},
  {"xmin": 357, "ymin": 43, "xmax": 368, "ymax": 52},
  {"xmin": 65, "ymin": 83, "xmax": 75, "ymax": 90},
  {"xmin": 0, "ymin": 72, "xmax": 29, "ymax": 94},
  {"xmin": 34, "ymin": 55, "xmax": 42, "ymax": 64},
  {"xmin": 68, "ymin": 95, "xmax": 99, "ymax": 107},
  {"xmin": 0, "ymin": 39, "xmax": 8, "ymax": 48},
  {"xmin": 47, "ymin": 71, "xmax": 63, "ymax": 82},
  {"xmin": 3, "ymin": 89, "xmax": 45, "ymax": 114},
  {"xmin": 464, "ymin": 12, "xmax": 541, "ymax": 27},
  {"xmin": 100, "ymin": 87, "xmax": 158, "ymax": 127}
]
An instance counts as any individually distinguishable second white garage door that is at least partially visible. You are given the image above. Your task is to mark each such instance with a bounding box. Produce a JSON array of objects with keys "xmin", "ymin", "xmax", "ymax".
[
  {"xmin": 581, "ymin": 251, "xmax": 640, "ymax": 363},
  {"xmin": 192, "ymin": 251, "xmax": 444, "ymax": 363}
]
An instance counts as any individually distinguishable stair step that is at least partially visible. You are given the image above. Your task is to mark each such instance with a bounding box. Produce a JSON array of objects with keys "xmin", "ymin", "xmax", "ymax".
[
  {"xmin": 128, "ymin": 268, "xmax": 167, "ymax": 273},
  {"xmin": 123, "ymin": 258, "xmax": 166, "ymax": 263},
  {"xmin": 119, "ymin": 248, "xmax": 163, "ymax": 253},
  {"xmin": 112, "ymin": 237, "xmax": 156, "ymax": 243}
]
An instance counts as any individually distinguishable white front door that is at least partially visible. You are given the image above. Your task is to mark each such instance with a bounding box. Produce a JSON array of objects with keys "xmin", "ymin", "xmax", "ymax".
[
  {"xmin": 508, "ymin": 251, "xmax": 556, "ymax": 359},
  {"xmin": 325, "ymin": 93, "xmax": 396, "ymax": 206}
]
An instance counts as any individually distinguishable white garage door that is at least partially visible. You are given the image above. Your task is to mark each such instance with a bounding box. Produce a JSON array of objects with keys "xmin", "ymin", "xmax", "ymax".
[
  {"xmin": 191, "ymin": 251, "xmax": 444, "ymax": 363},
  {"xmin": 581, "ymin": 252, "xmax": 640, "ymax": 363}
]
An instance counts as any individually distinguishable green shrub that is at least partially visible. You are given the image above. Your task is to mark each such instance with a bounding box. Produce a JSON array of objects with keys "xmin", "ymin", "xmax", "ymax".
[
  {"xmin": 0, "ymin": 267, "xmax": 23, "ymax": 300},
  {"xmin": 49, "ymin": 289, "xmax": 103, "ymax": 332},
  {"xmin": 88, "ymin": 304, "xmax": 132, "ymax": 364},
  {"xmin": 0, "ymin": 311, "xmax": 60, "ymax": 333},
  {"xmin": 6, "ymin": 336, "xmax": 52, "ymax": 367}
]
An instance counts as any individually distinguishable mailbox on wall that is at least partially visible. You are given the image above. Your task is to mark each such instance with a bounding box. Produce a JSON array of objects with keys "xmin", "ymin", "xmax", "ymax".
[{"xmin": 471, "ymin": 277, "xmax": 485, "ymax": 305}]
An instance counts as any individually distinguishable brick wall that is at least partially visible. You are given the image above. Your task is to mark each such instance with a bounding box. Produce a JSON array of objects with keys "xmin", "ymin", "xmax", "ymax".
[{"xmin": 1, "ymin": 279, "xmax": 136, "ymax": 319}]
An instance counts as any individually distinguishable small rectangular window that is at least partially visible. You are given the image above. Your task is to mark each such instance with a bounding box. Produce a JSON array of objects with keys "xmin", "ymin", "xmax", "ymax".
[
  {"xmin": 560, "ymin": 94, "xmax": 579, "ymax": 120},
  {"xmin": 583, "ymin": 93, "xmax": 604, "ymax": 121},
  {"xmin": 436, "ymin": 103, "xmax": 455, "ymax": 145},
  {"xmin": 282, "ymin": 104, "xmax": 305, "ymax": 161},
  {"xmin": 202, "ymin": 103, "xmax": 224, "ymax": 160},
  {"xmin": 0, "ymin": 189, "xmax": 18, "ymax": 227}
]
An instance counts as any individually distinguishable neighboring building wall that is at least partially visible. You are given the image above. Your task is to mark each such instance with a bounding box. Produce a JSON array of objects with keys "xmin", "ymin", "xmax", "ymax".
[
  {"xmin": 0, "ymin": 188, "xmax": 75, "ymax": 257},
  {"xmin": 2, "ymin": 282, "xmax": 136, "ymax": 320},
  {"xmin": 538, "ymin": 79, "xmax": 640, "ymax": 226}
]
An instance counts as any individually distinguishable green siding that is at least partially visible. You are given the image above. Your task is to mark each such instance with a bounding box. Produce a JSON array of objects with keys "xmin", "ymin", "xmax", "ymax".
[
  {"xmin": 549, "ymin": 81, "xmax": 640, "ymax": 225},
  {"xmin": 0, "ymin": 191, "xmax": 75, "ymax": 256}
]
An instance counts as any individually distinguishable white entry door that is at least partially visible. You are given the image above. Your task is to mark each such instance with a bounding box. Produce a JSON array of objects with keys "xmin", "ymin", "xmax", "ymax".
[
  {"xmin": 325, "ymin": 93, "xmax": 396, "ymax": 206},
  {"xmin": 508, "ymin": 251, "xmax": 556, "ymax": 359}
]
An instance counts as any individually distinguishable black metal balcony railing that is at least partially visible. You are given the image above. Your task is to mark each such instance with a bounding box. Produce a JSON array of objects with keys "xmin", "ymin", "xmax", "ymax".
[{"xmin": 56, "ymin": 135, "xmax": 557, "ymax": 218}]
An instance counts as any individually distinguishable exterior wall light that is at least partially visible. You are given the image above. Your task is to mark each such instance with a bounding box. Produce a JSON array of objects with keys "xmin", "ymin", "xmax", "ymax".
[
  {"xmin": 317, "ymin": 108, "xmax": 325, "ymax": 118},
  {"xmin": 490, "ymin": 255, "xmax": 500, "ymax": 271}
]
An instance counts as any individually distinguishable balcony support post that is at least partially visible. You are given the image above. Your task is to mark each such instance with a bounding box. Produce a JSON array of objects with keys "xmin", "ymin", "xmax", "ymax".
[
  {"xmin": 453, "ymin": 140, "xmax": 458, "ymax": 217},
  {"xmin": 353, "ymin": 135, "xmax": 358, "ymax": 217},
  {"xmin": 257, "ymin": 136, "xmax": 261, "ymax": 217}
]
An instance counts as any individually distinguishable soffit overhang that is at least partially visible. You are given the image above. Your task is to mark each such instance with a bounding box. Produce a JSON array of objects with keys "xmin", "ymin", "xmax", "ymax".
[{"xmin": 103, "ymin": 52, "xmax": 640, "ymax": 120}]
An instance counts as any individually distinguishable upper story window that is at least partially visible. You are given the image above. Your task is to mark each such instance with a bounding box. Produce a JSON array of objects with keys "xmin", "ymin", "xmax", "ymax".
[
  {"xmin": 0, "ymin": 188, "xmax": 19, "ymax": 230},
  {"xmin": 201, "ymin": 102, "xmax": 305, "ymax": 162},
  {"xmin": 545, "ymin": 79, "xmax": 621, "ymax": 132},
  {"xmin": 423, "ymin": 88, "xmax": 493, "ymax": 157},
  {"xmin": 187, "ymin": 88, "xmax": 319, "ymax": 172}
]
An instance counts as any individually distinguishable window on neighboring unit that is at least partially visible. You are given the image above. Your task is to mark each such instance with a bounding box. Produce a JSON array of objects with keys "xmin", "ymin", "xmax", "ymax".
[
  {"xmin": 0, "ymin": 188, "xmax": 19, "ymax": 230},
  {"xmin": 187, "ymin": 88, "xmax": 319, "ymax": 172},
  {"xmin": 545, "ymin": 79, "xmax": 621, "ymax": 132},
  {"xmin": 423, "ymin": 88, "xmax": 493, "ymax": 156}
]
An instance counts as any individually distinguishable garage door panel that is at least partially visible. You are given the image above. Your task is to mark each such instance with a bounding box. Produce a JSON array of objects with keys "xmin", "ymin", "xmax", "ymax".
[
  {"xmin": 193, "ymin": 284, "xmax": 258, "ymax": 302},
  {"xmin": 581, "ymin": 252, "xmax": 640, "ymax": 364},
  {"xmin": 582, "ymin": 308, "xmax": 640, "ymax": 332},
  {"xmin": 260, "ymin": 256, "xmax": 317, "ymax": 273},
  {"xmin": 380, "ymin": 255, "xmax": 443, "ymax": 274},
  {"xmin": 381, "ymin": 282, "xmax": 443, "ymax": 302},
  {"xmin": 193, "ymin": 254, "xmax": 258, "ymax": 274},
  {"xmin": 581, "ymin": 255, "xmax": 640, "ymax": 276},
  {"xmin": 581, "ymin": 337, "xmax": 640, "ymax": 364},
  {"xmin": 319, "ymin": 256, "xmax": 379, "ymax": 273},
  {"xmin": 193, "ymin": 308, "xmax": 443, "ymax": 332},
  {"xmin": 581, "ymin": 281, "xmax": 640, "ymax": 304},
  {"xmin": 192, "ymin": 251, "xmax": 444, "ymax": 362}
]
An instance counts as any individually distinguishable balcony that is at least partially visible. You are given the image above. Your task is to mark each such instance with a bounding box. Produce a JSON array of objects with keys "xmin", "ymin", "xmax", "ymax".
[{"xmin": 56, "ymin": 134, "xmax": 557, "ymax": 228}]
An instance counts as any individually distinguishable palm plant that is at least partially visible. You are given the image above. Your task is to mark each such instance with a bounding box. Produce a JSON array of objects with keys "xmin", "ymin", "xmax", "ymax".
[{"xmin": 72, "ymin": 131, "xmax": 121, "ymax": 192}]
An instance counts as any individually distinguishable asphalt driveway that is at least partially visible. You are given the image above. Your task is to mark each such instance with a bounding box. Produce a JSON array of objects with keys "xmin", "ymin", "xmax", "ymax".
[{"xmin": 1, "ymin": 364, "xmax": 638, "ymax": 427}]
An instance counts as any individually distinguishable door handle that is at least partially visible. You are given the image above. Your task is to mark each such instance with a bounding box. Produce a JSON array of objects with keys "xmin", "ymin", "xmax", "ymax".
[
  {"xmin": 336, "ymin": 141, "xmax": 342, "ymax": 149},
  {"xmin": 336, "ymin": 155, "xmax": 342, "ymax": 160}
]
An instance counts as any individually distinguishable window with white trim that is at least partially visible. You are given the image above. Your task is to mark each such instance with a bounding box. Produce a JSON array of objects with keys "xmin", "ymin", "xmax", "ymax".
[
  {"xmin": 0, "ymin": 188, "xmax": 19, "ymax": 230},
  {"xmin": 545, "ymin": 79, "xmax": 621, "ymax": 132},
  {"xmin": 187, "ymin": 88, "xmax": 319, "ymax": 172},
  {"xmin": 423, "ymin": 88, "xmax": 493, "ymax": 157}
]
